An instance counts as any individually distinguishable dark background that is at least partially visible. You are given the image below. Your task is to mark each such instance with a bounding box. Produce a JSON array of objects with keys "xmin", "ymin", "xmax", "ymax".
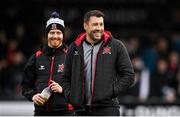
[{"xmin": 0, "ymin": 0, "xmax": 180, "ymax": 107}]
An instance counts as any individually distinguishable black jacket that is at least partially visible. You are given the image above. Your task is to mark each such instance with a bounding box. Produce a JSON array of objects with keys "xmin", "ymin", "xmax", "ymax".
[
  {"xmin": 61, "ymin": 31, "xmax": 135, "ymax": 110},
  {"xmin": 22, "ymin": 44, "xmax": 73, "ymax": 112}
]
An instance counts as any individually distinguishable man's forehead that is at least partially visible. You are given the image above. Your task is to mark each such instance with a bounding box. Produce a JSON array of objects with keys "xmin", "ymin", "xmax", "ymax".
[
  {"xmin": 88, "ymin": 16, "xmax": 104, "ymax": 23},
  {"xmin": 49, "ymin": 29, "xmax": 62, "ymax": 33}
]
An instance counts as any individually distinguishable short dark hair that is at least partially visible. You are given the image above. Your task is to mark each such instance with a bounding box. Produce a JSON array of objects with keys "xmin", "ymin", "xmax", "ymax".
[{"xmin": 84, "ymin": 10, "xmax": 104, "ymax": 22}]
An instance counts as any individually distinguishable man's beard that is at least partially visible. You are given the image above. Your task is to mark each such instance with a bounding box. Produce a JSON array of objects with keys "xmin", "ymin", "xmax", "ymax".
[{"xmin": 89, "ymin": 31, "xmax": 103, "ymax": 41}]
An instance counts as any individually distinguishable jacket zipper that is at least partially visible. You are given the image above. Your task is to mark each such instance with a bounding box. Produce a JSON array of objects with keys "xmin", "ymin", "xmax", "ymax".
[
  {"xmin": 89, "ymin": 44, "xmax": 104, "ymax": 111},
  {"xmin": 48, "ymin": 56, "xmax": 55, "ymax": 86},
  {"xmin": 89, "ymin": 45, "xmax": 94, "ymax": 112},
  {"xmin": 46, "ymin": 56, "xmax": 55, "ymax": 112}
]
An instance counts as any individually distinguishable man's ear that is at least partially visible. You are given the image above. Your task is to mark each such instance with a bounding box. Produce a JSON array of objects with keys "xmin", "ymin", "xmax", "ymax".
[{"xmin": 83, "ymin": 22, "xmax": 87, "ymax": 30}]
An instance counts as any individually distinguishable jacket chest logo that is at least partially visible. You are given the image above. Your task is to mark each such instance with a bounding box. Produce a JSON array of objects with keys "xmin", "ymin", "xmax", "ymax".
[
  {"xmin": 57, "ymin": 64, "xmax": 64, "ymax": 72},
  {"xmin": 39, "ymin": 65, "xmax": 45, "ymax": 70},
  {"xmin": 103, "ymin": 47, "xmax": 111, "ymax": 54},
  {"xmin": 74, "ymin": 50, "xmax": 79, "ymax": 55}
]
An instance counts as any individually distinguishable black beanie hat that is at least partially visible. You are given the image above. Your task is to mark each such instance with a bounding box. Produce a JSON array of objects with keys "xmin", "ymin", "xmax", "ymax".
[{"xmin": 46, "ymin": 11, "xmax": 65, "ymax": 36}]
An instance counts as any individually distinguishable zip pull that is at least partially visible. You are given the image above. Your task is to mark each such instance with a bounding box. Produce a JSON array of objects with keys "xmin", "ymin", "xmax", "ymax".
[
  {"xmin": 52, "ymin": 56, "xmax": 55, "ymax": 60},
  {"xmin": 48, "ymin": 56, "xmax": 55, "ymax": 86}
]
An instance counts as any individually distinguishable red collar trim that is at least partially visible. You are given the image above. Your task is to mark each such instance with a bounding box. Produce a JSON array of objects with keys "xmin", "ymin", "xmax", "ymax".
[{"xmin": 74, "ymin": 31, "xmax": 111, "ymax": 46}]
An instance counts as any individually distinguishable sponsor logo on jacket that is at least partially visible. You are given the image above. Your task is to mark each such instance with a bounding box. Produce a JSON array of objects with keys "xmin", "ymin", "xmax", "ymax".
[
  {"xmin": 39, "ymin": 65, "xmax": 45, "ymax": 70},
  {"xmin": 74, "ymin": 50, "xmax": 79, "ymax": 55}
]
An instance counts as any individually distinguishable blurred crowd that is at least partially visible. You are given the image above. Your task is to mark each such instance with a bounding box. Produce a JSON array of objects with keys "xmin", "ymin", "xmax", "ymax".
[
  {"xmin": 0, "ymin": 0, "xmax": 180, "ymax": 104},
  {"xmin": 120, "ymin": 30, "xmax": 180, "ymax": 103}
]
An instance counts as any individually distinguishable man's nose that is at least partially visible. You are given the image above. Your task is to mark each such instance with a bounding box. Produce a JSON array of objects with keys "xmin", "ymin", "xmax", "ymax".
[{"xmin": 53, "ymin": 33, "xmax": 58, "ymax": 38}]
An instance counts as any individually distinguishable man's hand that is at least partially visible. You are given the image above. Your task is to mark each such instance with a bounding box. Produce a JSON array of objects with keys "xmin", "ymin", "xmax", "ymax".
[
  {"xmin": 49, "ymin": 80, "xmax": 63, "ymax": 93},
  {"xmin": 32, "ymin": 93, "xmax": 46, "ymax": 106}
]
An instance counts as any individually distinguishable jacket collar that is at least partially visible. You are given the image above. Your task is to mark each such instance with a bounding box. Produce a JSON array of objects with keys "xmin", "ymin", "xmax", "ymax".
[
  {"xmin": 42, "ymin": 43, "xmax": 67, "ymax": 55},
  {"xmin": 74, "ymin": 31, "xmax": 112, "ymax": 46}
]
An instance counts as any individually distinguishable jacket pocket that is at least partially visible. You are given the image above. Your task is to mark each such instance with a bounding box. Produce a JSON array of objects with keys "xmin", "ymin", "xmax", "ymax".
[
  {"xmin": 112, "ymin": 83, "xmax": 119, "ymax": 98},
  {"xmin": 69, "ymin": 89, "xmax": 84, "ymax": 109}
]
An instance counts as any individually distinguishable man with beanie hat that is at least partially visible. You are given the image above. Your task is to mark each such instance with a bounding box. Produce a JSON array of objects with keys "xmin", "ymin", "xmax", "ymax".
[{"xmin": 21, "ymin": 11, "xmax": 74, "ymax": 116}]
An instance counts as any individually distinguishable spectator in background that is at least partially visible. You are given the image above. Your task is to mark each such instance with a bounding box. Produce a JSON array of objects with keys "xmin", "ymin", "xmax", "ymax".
[
  {"xmin": 0, "ymin": 31, "xmax": 8, "ymax": 99},
  {"xmin": 0, "ymin": 30, "xmax": 7, "ymax": 59},
  {"xmin": 150, "ymin": 58, "xmax": 176, "ymax": 103},
  {"xmin": 176, "ymin": 66, "xmax": 180, "ymax": 97},
  {"xmin": 155, "ymin": 36, "xmax": 170, "ymax": 59},
  {"xmin": 15, "ymin": 23, "xmax": 34, "ymax": 57},
  {"xmin": 8, "ymin": 51, "xmax": 26, "ymax": 99},
  {"xmin": 0, "ymin": 58, "xmax": 9, "ymax": 99},
  {"xmin": 168, "ymin": 51, "xmax": 179, "ymax": 96},
  {"xmin": 125, "ymin": 56, "xmax": 150, "ymax": 102},
  {"xmin": 171, "ymin": 31, "xmax": 180, "ymax": 53},
  {"xmin": 21, "ymin": 11, "xmax": 74, "ymax": 116},
  {"xmin": 60, "ymin": 10, "xmax": 135, "ymax": 116},
  {"xmin": 126, "ymin": 36, "xmax": 141, "ymax": 58},
  {"xmin": 6, "ymin": 40, "xmax": 19, "ymax": 65},
  {"xmin": 141, "ymin": 35, "xmax": 158, "ymax": 74}
]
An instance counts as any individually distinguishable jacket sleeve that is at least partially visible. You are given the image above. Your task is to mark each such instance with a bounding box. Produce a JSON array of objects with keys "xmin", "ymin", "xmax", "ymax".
[
  {"xmin": 21, "ymin": 54, "xmax": 37, "ymax": 101},
  {"xmin": 60, "ymin": 44, "xmax": 74, "ymax": 102},
  {"xmin": 113, "ymin": 40, "xmax": 135, "ymax": 97}
]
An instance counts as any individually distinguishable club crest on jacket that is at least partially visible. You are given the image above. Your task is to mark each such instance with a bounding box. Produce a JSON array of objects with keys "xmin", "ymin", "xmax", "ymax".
[
  {"xmin": 57, "ymin": 64, "xmax": 64, "ymax": 72},
  {"xmin": 103, "ymin": 47, "xmax": 111, "ymax": 54}
]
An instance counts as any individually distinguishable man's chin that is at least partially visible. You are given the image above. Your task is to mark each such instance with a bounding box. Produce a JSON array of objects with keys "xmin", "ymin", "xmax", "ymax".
[{"xmin": 52, "ymin": 44, "xmax": 60, "ymax": 48}]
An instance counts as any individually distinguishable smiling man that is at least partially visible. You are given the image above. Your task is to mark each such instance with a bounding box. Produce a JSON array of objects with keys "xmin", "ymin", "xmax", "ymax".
[
  {"xmin": 21, "ymin": 11, "xmax": 74, "ymax": 116},
  {"xmin": 61, "ymin": 10, "xmax": 135, "ymax": 116},
  {"xmin": 84, "ymin": 15, "xmax": 104, "ymax": 43}
]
